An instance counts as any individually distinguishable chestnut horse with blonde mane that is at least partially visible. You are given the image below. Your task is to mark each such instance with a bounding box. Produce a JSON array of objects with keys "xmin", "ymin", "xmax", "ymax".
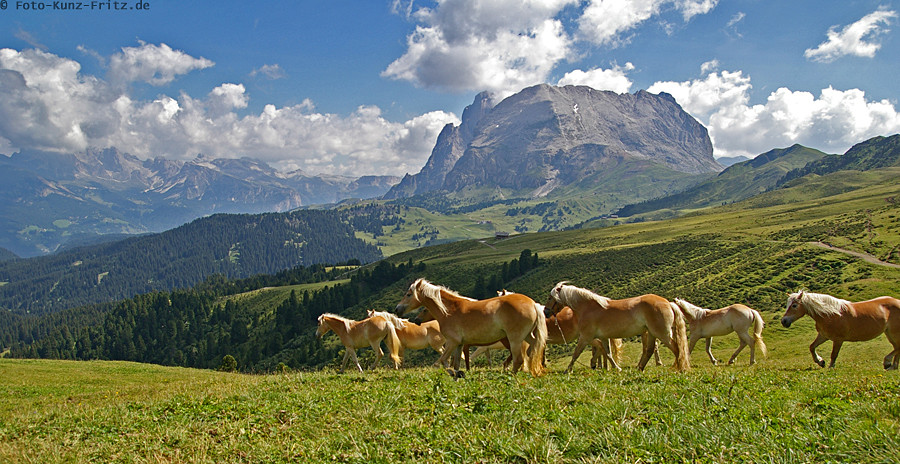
[
  {"xmin": 316, "ymin": 313, "xmax": 401, "ymax": 372},
  {"xmin": 547, "ymin": 282, "xmax": 690, "ymax": 372},
  {"xmin": 467, "ymin": 290, "xmax": 624, "ymax": 370},
  {"xmin": 367, "ymin": 309, "xmax": 446, "ymax": 364},
  {"xmin": 395, "ymin": 278, "xmax": 547, "ymax": 377},
  {"xmin": 781, "ymin": 291, "xmax": 900, "ymax": 369},
  {"xmin": 674, "ymin": 298, "xmax": 767, "ymax": 365}
]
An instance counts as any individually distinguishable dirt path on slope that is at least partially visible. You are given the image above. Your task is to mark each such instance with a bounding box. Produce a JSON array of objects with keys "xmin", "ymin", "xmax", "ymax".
[{"xmin": 810, "ymin": 241, "xmax": 900, "ymax": 269}]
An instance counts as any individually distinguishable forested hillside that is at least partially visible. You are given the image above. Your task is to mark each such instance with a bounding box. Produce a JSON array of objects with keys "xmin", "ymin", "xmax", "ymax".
[{"xmin": 0, "ymin": 210, "xmax": 381, "ymax": 315}]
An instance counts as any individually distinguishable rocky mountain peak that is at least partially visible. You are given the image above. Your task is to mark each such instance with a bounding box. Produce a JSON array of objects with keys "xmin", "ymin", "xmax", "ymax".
[{"xmin": 385, "ymin": 84, "xmax": 720, "ymax": 199}]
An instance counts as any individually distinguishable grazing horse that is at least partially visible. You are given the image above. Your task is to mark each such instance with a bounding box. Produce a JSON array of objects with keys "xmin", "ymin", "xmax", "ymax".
[
  {"xmin": 395, "ymin": 278, "xmax": 547, "ymax": 377},
  {"xmin": 547, "ymin": 282, "xmax": 690, "ymax": 372},
  {"xmin": 367, "ymin": 310, "xmax": 446, "ymax": 364},
  {"xmin": 673, "ymin": 298, "xmax": 767, "ymax": 365},
  {"xmin": 781, "ymin": 291, "xmax": 900, "ymax": 369},
  {"xmin": 315, "ymin": 313, "xmax": 401, "ymax": 372}
]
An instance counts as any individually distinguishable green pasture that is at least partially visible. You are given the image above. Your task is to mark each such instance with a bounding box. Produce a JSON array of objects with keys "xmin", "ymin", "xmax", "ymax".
[{"xmin": 2, "ymin": 317, "xmax": 899, "ymax": 464}]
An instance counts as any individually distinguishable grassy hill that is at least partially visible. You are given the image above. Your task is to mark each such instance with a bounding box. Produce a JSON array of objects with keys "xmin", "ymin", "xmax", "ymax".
[{"xmin": 614, "ymin": 144, "xmax": 829, "ymax": 218}]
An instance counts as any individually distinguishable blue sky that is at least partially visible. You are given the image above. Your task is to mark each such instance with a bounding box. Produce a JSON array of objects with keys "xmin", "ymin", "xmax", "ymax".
[{"xmin": 1, "ymin": 1, "xmax": 898, "ymax": 176}]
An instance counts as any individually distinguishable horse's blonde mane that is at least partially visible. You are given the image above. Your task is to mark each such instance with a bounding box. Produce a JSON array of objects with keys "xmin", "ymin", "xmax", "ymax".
[
  {"xmin": 556, "ymin": 283, "xmax": 610, "ymax": 309},
  {"xmin": 318, "ymin": 312, "xmax": 351, "ymax": 323},
  {"xmin": 674, "ymin": 298, "xmax": 708, "ymax": 321},
  {"xmin": 367, "ymin": 309, "xmax": 407, "ymax": 329},
  {"xmin": 790, "ymin": 291, "xmax": 850, "ymax": 317},
  {"xmin": 412, "ymin": 278, "xmax": 476, "ymax": 316}
]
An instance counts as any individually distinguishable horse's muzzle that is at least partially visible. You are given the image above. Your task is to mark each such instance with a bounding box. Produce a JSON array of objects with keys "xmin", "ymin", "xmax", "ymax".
[
  {"xmin": 781, "ymin": 317, "xmax": 793, "ymax": 328},
  {"xmin": 395, "ymin": 303, "xmax": 408, "ymax": 314}
]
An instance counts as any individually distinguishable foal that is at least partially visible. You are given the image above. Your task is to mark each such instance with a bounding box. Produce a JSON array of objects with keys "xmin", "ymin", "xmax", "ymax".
[{"xmin": 673, "ymin": 298, "xmax": 767, "ymax": 365}]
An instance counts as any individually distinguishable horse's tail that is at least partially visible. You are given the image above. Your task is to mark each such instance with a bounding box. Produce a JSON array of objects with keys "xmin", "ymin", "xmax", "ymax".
[
  {"xmin": 526, "ymin": 302, "xmax": 548, "ymax": 377},
  {"xmin": 384, "ymin": 323, "xmax": 402, "ymax": 369},
  {"xmin": 610, "ymin": 338, "xmax": 624, "ymax": 365},
  {"xmin": 750, "ymin": 308, "xmax": 768, "ymax": 358},
  {"xmin": 670, "ymin": 302, "xmax": 691, "ymax": 371}
]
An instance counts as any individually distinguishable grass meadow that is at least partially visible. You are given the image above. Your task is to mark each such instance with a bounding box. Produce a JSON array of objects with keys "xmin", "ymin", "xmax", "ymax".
[{"xmin": 2, "ymin": 316, "xmax": 899, "ymax": 463}]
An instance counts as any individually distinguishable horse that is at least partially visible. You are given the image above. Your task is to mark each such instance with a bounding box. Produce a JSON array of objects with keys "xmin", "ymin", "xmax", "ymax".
[
  {"xmin": 367, "ymin": 309, "xmax": 446, "ymax": 364},
  {"xmin": 395, "ymin": 278, "xmax": 547, "ymax": 377},
  {"xmin": 547, "ymin": 282, "xmax": 690, "ymax": 372},
  {"xmin": 315, "ymin": 313, "xmax": 401, "ymax": 372},
  {"xmin": 467, "ymin": 291, "xmax": 624, "ymax": 371},
  {"xmin": 673, "ymin": 298, "xmax": 767, "ymax": 365},
  {"xmin": 781, "ymin": 291, "xmax": 900, "ymax": 369}
]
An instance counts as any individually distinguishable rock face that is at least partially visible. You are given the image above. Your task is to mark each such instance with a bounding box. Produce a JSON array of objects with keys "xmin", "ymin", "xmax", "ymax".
[{"xmin": 385, "ymin": 84, "xmax": 720, "ymax": 198}]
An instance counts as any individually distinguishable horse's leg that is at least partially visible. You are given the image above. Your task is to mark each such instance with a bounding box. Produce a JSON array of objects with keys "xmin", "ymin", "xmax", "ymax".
[
  {"xmin": 508, "ymin": 338, "xmax": 527, "ymax": 374},
  {"xmin": 566, "ymin": 338, "xmax": 590, "ymax": 373},
  {"xmin": 637, "ymin": 334, "xmax": 658, "ymax": 371},
  {"xmin": 828, "ymin": 340, "xmax": 844, "ymax": 368},
  {"xmin": 370, "ymin": 341, "xmax": 384, "ymax": 370},
  {"xmin": 809, "ymin": 333, "xmax": 829, "ymax": 367},
  {"xmin": 598, "ymin": 338, "xmax": 623, "ymax": 371},
  {"xmin": 885, "ymin": 330, "xmax": 900, "ymax": 370},
  {"xmin": 463, "ymin": 345, "xmax": 471, "ymax": 371},
  {"xmin": 654, "ymin": 341, "xmax": 663, "ymax": 366},
  {"xmin": 732, "ymin": 330, "xmax": 753, "ymax": 365},
  {"xmin": 340, "ymin": 349, "xmax": 351, "ymax": 373},
  {"xmin": 704, "ymin": 337, "xmax": 718, "ymax": 365},
  {"xmin": 349, "ymin": 348, "xmax": 364, "ymax": 373}
]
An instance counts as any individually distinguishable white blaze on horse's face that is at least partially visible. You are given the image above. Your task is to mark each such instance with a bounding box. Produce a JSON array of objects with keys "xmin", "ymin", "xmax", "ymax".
[{"xmin": 781, "ymin": 295, "xmax": 805, "ymax": 328}]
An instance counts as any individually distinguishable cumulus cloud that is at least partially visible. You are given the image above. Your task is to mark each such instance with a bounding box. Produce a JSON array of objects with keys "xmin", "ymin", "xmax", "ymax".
[
  {"xmin": 384, "ymin": 0, "xmax": 721, "ymax": 97},
  {"xmin": 577, "ymin": 0, "xmax": 717, "ymax": 46},
  {"xmin": 557, "ymin": 63, "xmax": 635, "ymax": 93},
  {"xmin": 805, "ymin": 9, "xmax": 897, "ymax": 63},
  {"xmin": 649, "ymin": 65, "xmax": 900, "ymax": 158},
  {"xmin": 107, "ymin": 42, "xmax": 215, "ymax": 86},
  {"xmin": 383, "ymin": 0, "xmax": 577, "ymax": 98},
  {"xmin": 0, "ymin": 46, "xmax": 458, "ymax": 176}
]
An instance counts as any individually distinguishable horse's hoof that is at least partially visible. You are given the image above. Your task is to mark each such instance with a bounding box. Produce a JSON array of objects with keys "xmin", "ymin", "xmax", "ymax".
[
  {"xmin": 817, "ymin": 360, "xmax": 826, "ymax": 368},
  {"xmin": 455, "ymin": 370, "xmax": 466, "ymax": 379}
]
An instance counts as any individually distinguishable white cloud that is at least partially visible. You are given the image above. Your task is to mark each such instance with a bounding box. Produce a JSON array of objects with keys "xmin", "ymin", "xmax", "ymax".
[
  {"xmin": 384, "ymin": 0, "xmax": 577, "ymax": 98},
  {"xmin": 805, "ymin": 9, "xmax": 897, "ymax": 63},
  {"xmin": 649, "ymin": 66, "xmax": 900, "ymax": 158},
  {"xmin": 250, "ymin": 64, "xmax": 286, "ymax": 80},
  {"xmin": 0, "ymin": 46, "xmax": 459, "ymax": 177},
  {"xmin": 557, "ymin": 63, "xmax": 635, "ymax": 93},
  {"xmin": 577, "ymin": 0, "xmax": 718, "ymax": 46},
  {"xmin": 107, "ymin": 42, "xmax": 214, "ymax": 86}
]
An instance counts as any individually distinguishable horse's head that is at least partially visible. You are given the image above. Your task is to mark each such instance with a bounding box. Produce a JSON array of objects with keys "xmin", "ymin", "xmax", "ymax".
[
  {"xmin": 315, "ymin": 314, "xmax": 332, "ymax": 338},
  {"xmin": 396, "ymin": 278, "xmax": 427, "ymax": 316},
  {"xmin": 545, "ymin": 281, "xmax": 569, "ymax": 315},
  {"xmin": 781, "ymin": 291, "xmax": 807, "ymax": 328}
]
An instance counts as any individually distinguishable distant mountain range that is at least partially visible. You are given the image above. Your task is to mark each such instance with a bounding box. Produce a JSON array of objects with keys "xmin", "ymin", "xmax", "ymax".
[
  {"xmin": 385, "ymin": 84, "xmax": 722, "ymax": 199},
  {"xmin": 0, "ymin": 148, "xmax": 399, "ymax": 257}
]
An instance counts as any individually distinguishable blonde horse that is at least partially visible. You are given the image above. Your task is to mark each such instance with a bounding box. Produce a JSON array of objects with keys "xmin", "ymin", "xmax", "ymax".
[
  {"xmin": 781, "ymin": 291, "xmax": 900, "ymax": 369},
  {"xmin": 673, "ymin": 298, "xmax": 767, "ymax": 365},
  {"xmin": 468, "ymin": 291, "xmax": 624, "ymax": 370},
  {"xmin": 547, "ymin": 282, "xmax": 690, "ymax": 372},
  {"xmin": 367, "ymin": 309, "xmax": 446, "ymax": 364},
  {"xmin": 315, "ymin": 313, "xmax": 401, "ymax": 372},
  {"xmin": 395, "ymin": 278, "xmax": 547, "ymax": 377}
]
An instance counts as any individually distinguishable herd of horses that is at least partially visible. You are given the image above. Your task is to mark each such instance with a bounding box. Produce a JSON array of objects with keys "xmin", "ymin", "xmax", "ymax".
[{"xmin": 316, "ymin": 278, "xmax": 900, "ymax": 376}]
